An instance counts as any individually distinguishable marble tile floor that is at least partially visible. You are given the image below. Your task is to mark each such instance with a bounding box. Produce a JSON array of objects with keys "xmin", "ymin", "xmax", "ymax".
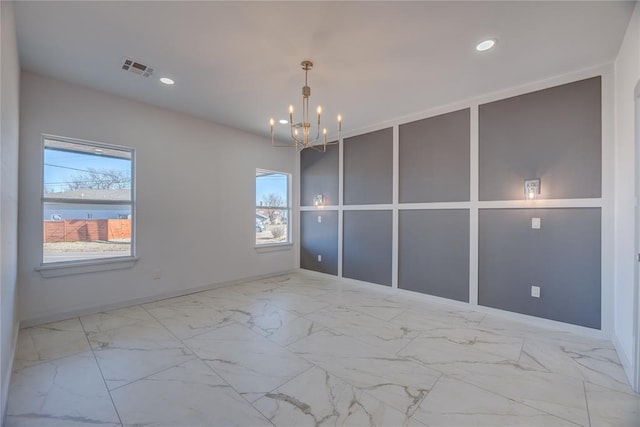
[{"xmin": 5, "ymin": 271, "xmax": 640, "ymax": 426}]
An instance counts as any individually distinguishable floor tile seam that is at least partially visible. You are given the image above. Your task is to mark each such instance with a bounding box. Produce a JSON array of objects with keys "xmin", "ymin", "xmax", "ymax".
[
  {"xmin": 583, "ymin": 380, "xmax": 593, "ymax": 427},
  {"xmin": 407, "ymin": 373, "xmax": 444, "ymax": 423},
  {"xmin": 105, "ymin": 354, "xmax": 200, "ymax": 393},
  {"xmin": 302, "ymin": 309, "xmax": 398, "ymax": 336},
  {"xmin": 81, "ymin": 323, "xmax": 175, "ymax": 338},
  {"xmin": 399, "ymin": 335, "xmax": 525, "ymax": 365},
  {"xmin": 238, "ymin": 300, "xmax": 312, "ymax": 321},
  {"xmin": 170, "ymin": 319, "xmax": 238, "ymax": 341},
  {"xmin": 447, "ymin": 374, "xmax": 587, "ymax": 426},
  {"xmin": 383, "ymin": 306, "xmax": 409, "ymax": 322},
  {"xmin": 393, "ymin": 333, "xmax": 421, "ymax": 357},
  {"xmin": 582, "ymin": 378, "xmax": 639, "ymax": 397},
  {"xmin": 145, "ymin": 307, "xmax": 240, "ymax": 342},
  {"xmin": 295, "ymin": 321, "xmax": 408, "ymax": 360},
  {"xmin": 18, "ymin": 323, "xmax": 85, "ymax": 335},
  {"xmin": 286, "ymin": 302, "xmax": 334, "ymax": 317},
  {"xmin": 78, "ymin": 315, "xmax": 125, "ymax": 427},
  {"xmin": 138, "ymin": 302, "xmax": 205, "ymax": 344},
  {"xmin": 332, "ymin": 303, "xmax": 410, "ymax": 325},
  {"xmin": 142, "ymin": 297, "xmax": 233, "ymax": 312},
  {"xmin": 519, "ymin": 338, "xmax": 635, "ymax": 394},
  {"xmin": 517, "ymin": 337, "xmax": 525, "ymax": 364},
  {"xmin": 393, "ymin": 354, "xmax": 447, "ymax": 378},
  {"xmin": 268, "ymin": 322, "xmax": 327, "ymax": 349},
  {"xmin": 11, "ymin": 346, "xmax": 94, "ymax": 372},
  {"xmin": 246, "ymin": 363, "xmax": 318, "ymax": 406}
]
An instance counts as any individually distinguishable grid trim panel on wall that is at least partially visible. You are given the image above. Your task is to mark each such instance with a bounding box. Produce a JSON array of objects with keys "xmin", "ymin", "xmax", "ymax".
[
  {"xmin": 343, "ymin": 210, "xmax": 393, "ymax": 286},
  {"xmin": 300, "ymin": 210, "xmax": 338, "ymax": 275},
  {"xmin": 478, "ymin": 208, "xmax": 601, "ymax": 329},
  {"xmin": 478, "ymin": 76, "xmax": 602, "ymax": 201},
  {"xmin": 298, "ymin": 69, "xmax": 607, "ymax": 334},
  {"xmin": 300, "ymin": 143, "xmax": 339, "ymax": 207},
  {"xmin": 398, "ymin": 209, "xmax": 470, "ymax": 302},
  {"xmin": 343, "ymin": 128, "xmax": 393, "ymax": 205},
  {"xmin": 399, "ymin": 108, "xmax": 470, "ymax": 203}
]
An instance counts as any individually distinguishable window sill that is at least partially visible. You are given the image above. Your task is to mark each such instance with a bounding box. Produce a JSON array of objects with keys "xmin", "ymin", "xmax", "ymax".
[
  {"xmin": 254, "ymin": 243, "xmax": 293, "ymax": 253},
  {"xmin": 35, "ymin": 256, "xmax": 138, "ymax": 278}
]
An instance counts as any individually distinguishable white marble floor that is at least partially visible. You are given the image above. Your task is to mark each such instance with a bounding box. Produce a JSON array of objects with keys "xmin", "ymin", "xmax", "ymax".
[{"xmin": 5, "ymin": 271, "xmax": 640, "ymax": 426}]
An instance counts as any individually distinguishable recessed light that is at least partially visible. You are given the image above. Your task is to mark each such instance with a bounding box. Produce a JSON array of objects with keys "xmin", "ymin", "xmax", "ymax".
[
  {"xmin": 476, "ymin": 39, "xmax": 496, "ymax": 52},
  {"xmin": 279, "ymin": 119, "xmax": 288, "ymax": 124},
  {"xmin": 159, "ymin": 77, "xmax": 175, "ymax": 85}
]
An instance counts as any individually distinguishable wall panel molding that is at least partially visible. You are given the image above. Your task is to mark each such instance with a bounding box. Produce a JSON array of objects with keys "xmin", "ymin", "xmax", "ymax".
[{"xmin": 299, "ymin": 66, "xmax": 612, "ymax": 337}]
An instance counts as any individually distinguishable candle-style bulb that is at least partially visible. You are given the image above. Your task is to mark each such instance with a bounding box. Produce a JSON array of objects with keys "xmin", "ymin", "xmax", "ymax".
[
  {"xmin": 269, "ymin": 118, "xmax": 275, "ymax": 127},
  {"xmin": 317, "ymin": 106, "xmax": 322, "ymax": 115},
  {"xmin": 289, "ymin": 105, "xmax": 294, "ymax": 114}
]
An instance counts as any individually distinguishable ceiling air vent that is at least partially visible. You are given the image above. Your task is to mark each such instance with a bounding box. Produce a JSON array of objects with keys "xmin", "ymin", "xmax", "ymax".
[{"xmin": 121, "ymin": 57, "xmax": 154, "ymax": 78}]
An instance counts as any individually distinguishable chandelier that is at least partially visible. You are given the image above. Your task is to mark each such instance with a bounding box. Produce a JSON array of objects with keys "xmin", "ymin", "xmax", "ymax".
[{"xmin": 270, "ymin": 60, "xmax": 342, "ymax": 152}]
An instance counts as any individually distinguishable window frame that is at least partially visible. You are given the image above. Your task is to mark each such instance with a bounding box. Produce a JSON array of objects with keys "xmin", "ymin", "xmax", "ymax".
[
  {"xmin": 255, "ymin": 168, "xmax": 292, "ymax": 248},
  {"xmin": 38, "ymin": 134, "xmax": 137, "ymax": 272}
]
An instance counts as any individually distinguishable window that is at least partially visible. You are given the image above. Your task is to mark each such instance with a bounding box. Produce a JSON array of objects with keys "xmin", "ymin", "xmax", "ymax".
[
  {"xmin": 256, "ymin": 169, "xmax": 290, "ymax": 246},
  {"xmin": 42, "ymin": 136, "xmax": 135, "ymax": 264}
]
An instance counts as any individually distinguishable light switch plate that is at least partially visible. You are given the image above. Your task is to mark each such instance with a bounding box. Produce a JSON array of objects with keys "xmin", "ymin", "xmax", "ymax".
[
  {"xmin": 317, "ymin": 254, "xmax": 322, "ymax": 262},
  {"xmin": 532, "ymin": 217, "xmax": 541, "ymax": 229},
  {"xmin": 317, "ymin": 216, "xmax": 322, "ymax": 223},
  {"xmin": 531, "ymin": 285, "xmax": 540, "ymax": 298}
]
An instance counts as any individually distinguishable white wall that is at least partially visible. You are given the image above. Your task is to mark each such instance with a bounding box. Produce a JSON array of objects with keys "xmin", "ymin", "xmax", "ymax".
[
  {"xmin": 18, "ymin": 71, "xmax": 297, "ymax": 325},
  {"xmin": 0, "ymin": 0, "xmax": 21, "ymax": 422},
  {"xmin": 614, "ymin": 1, "xmax": 640, "ymax": 386}
]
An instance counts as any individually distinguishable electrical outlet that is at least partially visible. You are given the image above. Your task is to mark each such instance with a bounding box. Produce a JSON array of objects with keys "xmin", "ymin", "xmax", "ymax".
[
  {"xmin": 317, "ymin": 215, "xmax": 322, "ymax": 223},
  {"xmin": 317, "ymin": 254, "xmax": 322, "ymax": 262},
  {"xmin": 531, "ymin": 285, "xmax": 540, "ymax": 298},
  {"xmin": 153, "ymin": 271, "xmax": 162, "ymax": 280}
]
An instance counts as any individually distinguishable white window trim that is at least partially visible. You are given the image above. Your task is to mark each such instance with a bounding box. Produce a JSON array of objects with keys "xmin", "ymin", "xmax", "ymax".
[
  {"xmin": 255, "ymin": 168, "xmax": 292, "ymax": 249},
  {"xmin": 39, "ymin": 134, "xmax": 137, "ymax": 274},
  {"xmin": 35, "ymin": 256, "xmax": 139, "ymax": 278}
]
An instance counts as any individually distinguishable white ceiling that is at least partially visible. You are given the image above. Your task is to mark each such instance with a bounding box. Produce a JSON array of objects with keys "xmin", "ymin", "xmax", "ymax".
[{"xmin": 14, "ymin": 1, "xmax": 636, "ymax": 141}]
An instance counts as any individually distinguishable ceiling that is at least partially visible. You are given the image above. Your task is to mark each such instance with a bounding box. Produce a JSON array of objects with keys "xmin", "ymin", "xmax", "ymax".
[{"xmin": 14, "ymin": 1, "xmax": 636, "ymax": 141}]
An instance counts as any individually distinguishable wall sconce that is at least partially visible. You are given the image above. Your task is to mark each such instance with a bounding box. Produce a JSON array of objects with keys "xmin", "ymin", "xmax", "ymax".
[
  {"xmin": 524, "ymin": 178, "xmax": 540, "ymax": 200},
  {"xmin": 313, "ymin": 194, "xmax": 324, "ymax": 207}
]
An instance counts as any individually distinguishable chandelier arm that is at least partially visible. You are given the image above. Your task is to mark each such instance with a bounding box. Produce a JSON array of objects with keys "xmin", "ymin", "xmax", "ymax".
[{"xmin": 289, "ymin": 123, "xmax": 301, "ymax": 144}]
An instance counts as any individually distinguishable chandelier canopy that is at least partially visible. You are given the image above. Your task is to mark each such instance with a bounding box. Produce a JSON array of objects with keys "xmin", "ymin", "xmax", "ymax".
[{"xmin": 270, "ymin": 60, "xmax": 342, "ymax": 152}]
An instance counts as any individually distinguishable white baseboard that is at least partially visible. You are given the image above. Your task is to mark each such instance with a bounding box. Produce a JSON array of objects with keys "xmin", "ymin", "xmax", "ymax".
[
  {"xmin": 613, "ymin": 333, "xmax": 636, "ymax": 391},
  {"xmin": 20, "ymin": 270, "xmax": 297, "ymax": 328},
  {"xmin": 2, "ymin": 319, "xmax": 20, "ymax": 426},
  {"xmin": 298, "ymin": 268, "xmax": 609, "ymax": 340}
]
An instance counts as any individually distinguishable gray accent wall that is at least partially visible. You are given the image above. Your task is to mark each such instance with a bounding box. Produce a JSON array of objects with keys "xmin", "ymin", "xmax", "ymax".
[
  {"xmin": 478, "ymin": 208, "xmax": 601, "ymax": 329},
  {"xmin": 399, "ymin": 209, "xmax": 470, "ymax": 302},
  {"xmin": 343, "ymin": 128, "xmax": 393, "ymax": 205},
  {"xmin": 479, "ymin": 77, "xmax": 601, "ymax": 201},
  {"xmin": 300, "ymin": 211, "xmax": 338, "ymax": 275},
  {"xmin": 399, "ymin": 109, "xmax": 470, "ymax": 203},
  {"xmin": 300, "ymin": 143, "xmax": 339, "ymax": 207},
  {"xmin": 298, "ymin": 74, "xmax": 604, "ymax": 331},
  {"xmin": 343, "ymin": 210, "xmax": 392, "ymax": 286}
]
